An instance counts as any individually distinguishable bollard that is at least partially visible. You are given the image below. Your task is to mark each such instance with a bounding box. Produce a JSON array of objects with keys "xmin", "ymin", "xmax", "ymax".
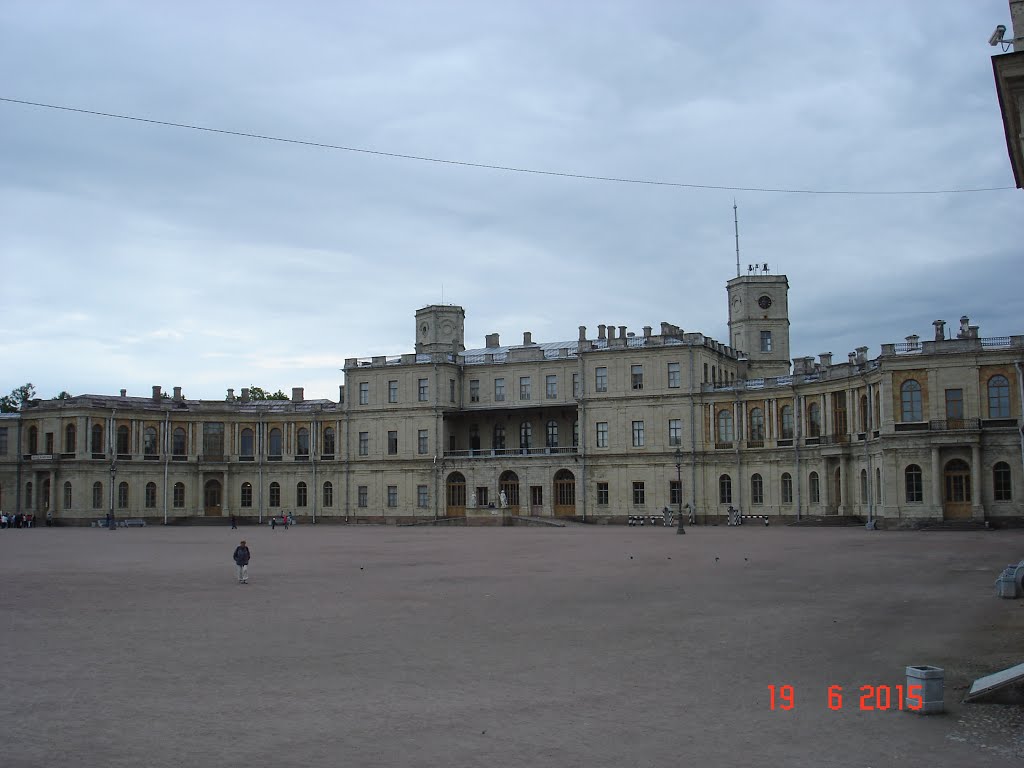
[{"xmin": 905, "ymin": 666, "xmax": 944, "ymax": 714}]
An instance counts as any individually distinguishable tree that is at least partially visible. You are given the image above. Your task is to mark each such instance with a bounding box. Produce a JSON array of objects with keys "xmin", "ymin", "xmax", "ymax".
[
  {"xmin": 0, "ymin": 383, "xmax": 36, "ymax": 412},
  {"xmin": 247, "ymin": 386, "xmax": 289, "ymax": 401},
  {"xmin": 53, "ymin": 391, "xmax": 73, "ymax": 400}
]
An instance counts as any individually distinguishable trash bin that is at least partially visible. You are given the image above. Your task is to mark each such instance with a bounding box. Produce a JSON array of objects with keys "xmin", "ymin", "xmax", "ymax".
[
  {"xmin": 996, "ymin": 565, "xmax": 1020, "ymax": 598},
  {"xmin": 905, "ymin": 665, "xmax": 944, "ymax": 714}
]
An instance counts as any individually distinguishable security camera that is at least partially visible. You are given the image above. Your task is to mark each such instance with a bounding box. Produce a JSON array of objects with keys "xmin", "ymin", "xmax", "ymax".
[{"xmin": 989, "ymin": 25, "xmax": 1006, "ymax": 46}]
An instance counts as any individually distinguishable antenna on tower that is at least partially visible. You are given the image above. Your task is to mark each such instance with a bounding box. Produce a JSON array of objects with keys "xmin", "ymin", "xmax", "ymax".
[{"xmin": 733, "ymin": 199, "xmax": 740, "ymax": 278}]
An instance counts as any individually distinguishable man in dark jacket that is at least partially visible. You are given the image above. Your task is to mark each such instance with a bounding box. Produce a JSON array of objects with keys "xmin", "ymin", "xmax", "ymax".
[{"xmin": 233, "ymin": 540, "xmax": 251, "ymax": 584}]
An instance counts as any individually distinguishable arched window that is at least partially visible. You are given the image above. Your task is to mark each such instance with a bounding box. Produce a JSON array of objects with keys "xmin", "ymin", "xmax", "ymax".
[
  {"xmin": 173, "ymin": 482, "xmax": 185, "ymax": 508},
  {"xmin": 781, "ymin": 473, "xmax": 793, "ymax": 504},
  {"xmin": 28, "ymin": 426, "xmax": 38, "ymax": 454},
  {"xmin": 91, "ymin": 424, "xmax": 103, "ymax": 454},
  {"xmin": 145, "ymin": 482, "xmax": 157, "ymax": 508},
  {"xmin": 144, "ymin": 426, "xmax": 158, "ymax": 456},
  {"xmin": 807, "ymin": 403, "xmax": 821, "ymax": 438},
  {"xmin": 493, "ymin": 424, "xmax": 505, "ymax": 450},
  {"xmin": 873, "ymin": 390, "xmax": 881, "ymax": 429},
  {"xmin": 269, "ymin": 482, "xmax": 281, "ymax": 507},
  {"xmin": 809, "ymin": 471, "xmax": 820, "ymax": 504},
  {"xmin": 719, "ymin": 474, "xmax": 732, "ymax": 504},
  {"xmin": 520, "ymin": 422, "xmax": 532, "ymax": 450},
  {"xmin": 92, "ymin": 481, "xmax": 103, "ymax": 509},
  {"xmin": 118, "ymin": 481, "xmax": 129, "ymax": 509},
  {"xmin": 546, "ymin": 420, "xmax": 558, "ymax": 448},
  {"xmin": 717, "ymin": 410, "xmax": 733, "ymax": 443},
  {"xmin": 65, "ymin": 423, "xmax": 76, "ymax": 454},
  {"xmin": 901, "ymin": 380, "xmax": 923, "ymax": 422},
  {"xmin": 859, "ymin": 395, "xmax": 869, "ymax": 433},
  {"xmin": 780, "ymin": 405, "xmax": 793, "ymax": 440},
  {"xmin": 994, "ymin": 461, "xmax": 1012, "ymax": 501},
  {"xmin": 240, "ymin": 428, "xmax": 254, "ymax": 458},
  {"xmin": 116, "ymin": 425, "xmax": 130, "ymax": 455},
  {"xmin": 63, "ymin": 481, "xmax": 72, "ymax": 510},
  {"xmin": 269, "ymin": 429, "xmax": 282, "ymax": 457},
  {"xmin": 241, "ymin": 482, "xmax": 253, "ymax": 508},
  {"xmin": 905, "ymin": 464, "xmax": 923, "ymax": 503},
  {"xmin": 323, "ymin": 427, "xmax": 335, "ymax": 456},
  {"xmin": 296, "ymin": 482, "xmax": 307, "ymax": 507},
  {"xmin": 988, "ymin": 375, "xmax": 1010, "ymax": 418},
  {"xmin": 749, "ymin": 408, "xmax": 764, "ymax": 441},
  {"xmin": 860, "ymin": 469, "xmax": 868, "ymax": 503},
  {"xmin": 172, "ymin": 427, "xmax": 186, "ymax": 456},
  {"xmin": 297, "ymin": 428, "xmax": 310, "ymax": 456},
  {"xmin": 323, "ymin": 481, "xmax": 333, "ymax": 507},
  {"xmin": 751, "ymin": 473, "xmax": 764, "ymax": 505}
]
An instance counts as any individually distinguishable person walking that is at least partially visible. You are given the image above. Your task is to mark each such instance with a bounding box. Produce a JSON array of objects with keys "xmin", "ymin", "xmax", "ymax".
[
  {"xmin": 230, "ymin": 514, "xmax": 237, "ymax": 530},
  {"xmin": 233, "ymin": 540, "xmax": 251, "ymax": 584},
  {"xmin": 270, "ymin": 517, "xmax": 276, "ymax": 531}
]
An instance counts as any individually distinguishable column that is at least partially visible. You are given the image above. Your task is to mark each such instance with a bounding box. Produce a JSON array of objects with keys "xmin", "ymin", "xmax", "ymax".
[
  {"xmin": 971, "ymin": 443, "xmax": 983, "ymax": 518},
  {"xmin": 931, "ymin": 447, "xmax": 942, "ymax": 517}
]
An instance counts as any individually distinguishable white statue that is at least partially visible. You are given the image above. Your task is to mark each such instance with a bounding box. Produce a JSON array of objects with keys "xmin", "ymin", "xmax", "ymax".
[
  {"xmin": 499, "ymin": 490, "xmax": 508, "ymax": 508},
  {"xmin": 468, "ymin": 492, "xmax": 477, "ymax": 508}
]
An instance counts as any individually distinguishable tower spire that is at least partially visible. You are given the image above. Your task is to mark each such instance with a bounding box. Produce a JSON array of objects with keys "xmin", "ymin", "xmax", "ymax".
[{"xmin": 733, "ymin": 199, "xmax": 740, "ymax": 278}]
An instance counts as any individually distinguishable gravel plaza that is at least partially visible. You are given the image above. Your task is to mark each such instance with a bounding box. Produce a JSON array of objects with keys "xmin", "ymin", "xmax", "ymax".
[{"xmin": 2, "ymin": 523, "xmax": 1023, "ymax": 768}]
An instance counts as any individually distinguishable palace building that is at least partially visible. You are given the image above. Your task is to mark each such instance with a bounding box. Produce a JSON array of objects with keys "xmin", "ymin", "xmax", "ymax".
[{"xmin": 1, "ymin": 270, "xmax": 1022, "ymax": 526}]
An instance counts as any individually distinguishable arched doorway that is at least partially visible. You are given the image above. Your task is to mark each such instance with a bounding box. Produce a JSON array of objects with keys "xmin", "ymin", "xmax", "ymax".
[
  {"xmin": 943, "ymin": 459, "xmax": 972, "ymax": 520},
  {"xmin": 204, "ymin": 478, "xmax": 222, "ymax": 516},
  {"xmin": 446, "ymin": 472, "xmax": 466, "ymax": 517},
  {"xmin": 499, "ymin": 470, "xmax": 520, "ymax": 514},
  {"xmin": 553, "ymin": 469, "xmax": 576, "ymax": 517}
]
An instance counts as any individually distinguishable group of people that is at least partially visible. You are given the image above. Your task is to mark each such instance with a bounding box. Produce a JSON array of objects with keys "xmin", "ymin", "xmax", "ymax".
[{"xmin": 0, "ymin": 512, "xmax": 34, "ymax": 528}]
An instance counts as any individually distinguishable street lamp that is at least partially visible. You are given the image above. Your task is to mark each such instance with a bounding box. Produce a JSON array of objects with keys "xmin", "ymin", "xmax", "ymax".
[
  {"xmin": 674, "ymin": 447, "xmax": 685, "ymax": 534},
  {"xmin": 109, "ymin": 461, "xmax": 117, "ymax": 530}
]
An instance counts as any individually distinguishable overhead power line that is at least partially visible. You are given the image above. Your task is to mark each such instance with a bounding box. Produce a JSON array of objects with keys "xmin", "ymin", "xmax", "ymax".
[{"xmin": 0, "ymin": 96, "xmax": 1014, "ymax": 195}]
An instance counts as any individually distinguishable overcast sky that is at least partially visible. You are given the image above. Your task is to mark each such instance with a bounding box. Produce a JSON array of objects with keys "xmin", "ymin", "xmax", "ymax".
[{"xmin": 1, "ymin": 0, "xmax": 1021, "ymax": 402}]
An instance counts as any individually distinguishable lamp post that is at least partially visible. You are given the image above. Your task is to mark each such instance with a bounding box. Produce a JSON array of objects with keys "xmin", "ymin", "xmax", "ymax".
[
  {"xmin": 109, "ymin": 461, "xmax": 117, "ymax": 530},
  {"xmin": 674, "ymin": 447, "xmax": 685, "ymax": 534}
]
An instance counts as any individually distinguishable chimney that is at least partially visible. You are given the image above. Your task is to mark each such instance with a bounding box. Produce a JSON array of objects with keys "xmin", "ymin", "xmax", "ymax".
[
  {"xmin": 933, "ymin": 320, "xmax": 946, "ymax": 341},
  {"xmin": 227, "ymin": 388, "xmax": 235, "ymax": 400},
  {"xmin": 485, "ymin": 333, "xmax": 500, "ymax": 348},
  {"xmin": 906, "ymin": 334, "xmax": 920, "ymax": 347},
  {"xmin": 819, "ymin": 353, "xmax": 832, "ymax": 367},
  {"xmin": 120, "ymin": 389, "xmax": 127, "ymax": 397},
  {"xmin": 958, "ymin": 316, "xmax": 970, "ymax": 339},
  {"xmin": 598, "ymin": 324, "xmax": 607, "ymax": 340},
  {"xmin": 643, "ymin": 326, "xmax": 652, "ymax": 338},
  {"xmin": 292, "ymin": 387, "xmax": 304, "ymax": 402},
  {"xmin": 152, "ymin": 385, "xmax": 162, "ymax": 401},
  {"xmin": 173, "ymin": 386, "xmax": 182, "ymax": 401},
  {"xmin": 618, "ymin": 325, "xmax": 627, "ymax": 340},
  {"xmin": 241, "ymin": 388, "xmax": 250, "ymax": 403},
  {"xmin": 969, "ymin": 324, "xmax": 979, "ymax": 339},
  {"xmin": 856, "ymin": 346, "xmax": 868, "ymax": 365},
  {"xmin": 660, "ymin": 322, "xmax": 671, "ymax": 335},
  {"xmin": 523, "ymin": 331, "xmax": 533, "ymax": 345},
  {"xmin": 607, "ymin": 325, "xmax": 616, "ymax": 341},
  {"xmin": 578, "ymin": 325, "xmax": 587, "ymax": 342},
  {"xmin": 848, "ymin": 352, "xmax": 856, "ymax": 366}
]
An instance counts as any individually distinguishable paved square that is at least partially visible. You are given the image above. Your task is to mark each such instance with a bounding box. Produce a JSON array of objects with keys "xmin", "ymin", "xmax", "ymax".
[{"xmin": 2, "ymin": 524, "xmax": 1023, "ymax": 767}]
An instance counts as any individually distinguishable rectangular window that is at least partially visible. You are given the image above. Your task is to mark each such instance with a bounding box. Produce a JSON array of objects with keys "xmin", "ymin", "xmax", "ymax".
[
  {"xmin": 494, "ymin": 378, "xmax": 505, "ymax": 401},
  {"xmin": 632, "ymin": 420, "xmax": 645, "ymax": 447},
  {"xmin": 596, "ymin": 422, "xmax": 608, "ymax": 448},
  {"xmin": 519, "ymin": 377, "xmax": 531, "ymax": 400},
  {"xmin": 359, "ymin": 382, "xmax": 369, "ymax": 405},
  {"xmin": 0, "ymin": 427, "xmax": 7, "ymax": 455},
  {"xmin": 632, "ymin": 481, "xmax": 645, "ymax": 505},
  {"xmin": 546, "ymin": 374, "xmax": 557, "ymax": 399},
  {"xmin": 45, "ymin": 432, "xmax": 54, "ymax": 454},
  {"xmin": 476, "ymin": 487, "xmax": 489, "ymax": 506},
  {"xmin": 387, "ymin": 486, "xmax": 398, "ymax": 507},
  {"xmin": 388, "ymin": 380, "xmax": 398, "ymax": 403},
  {"xmin": 572, "ymin": 373, "xmax": 580, "ymax": 398},
  {"xmin": 418, "ymin": 378, "xmax": 428, "ymax": 402},
  {"xmin": 470, "ymin": 380, "xmax": 480, "ymax": 402},
  {"xmin": 670, "ymin": 480, "xmax": 682, "ymax": 506},
  {"xmin": 358, "ymin": 486, "xmax": 368, "ymax": 508},
  {"xmin": 595, "ymin": 367, "xmax": 607, "ymax": 393},
  {"xmin": 418, "ymin": 429, "xmax": 428, "ymax": 454},
  {"xmin": 203, "ymin": 422, "xmax": 224, "ymax": 458},
  {"xmin": 668, "ymin": 362, "xmax": 681, "ymax": 388},
  {"xmin": 905, "ymin": 467, "xmax": 923, "ymax": 503},
  {"xmin": 669, "ymin": 419, "xmax": 682, "ymax": 446},
  {"xmin": 760, "ymin": 331, "xmax": 772, "ymax": 352},
  {"xmin": 449, "ymin": 379, "xmax": 455, "ymax": 403},
  {"xmin": 631, "ymin": 365, "xmax": 644, "ymax": 390},
  {"xmin": 945, "ymin": 389, "xmax": 963, "ymax": 420},
  {"xmin": 358, "ymin": 432, "xmax": 369, "ymax": 456},
  {"xmin": 387, "ymin": 430, "xmax": 398, "ymax": 455},
  {"xmin": 93, "ymin": 482, "xmax": 103, "ymax": 509},
  {"xmin": 597, "ymin": 482, "xmax": 609, "ymax": 505},
  {"xmin": 530, "ymin": 485, "xmax": 543, "ymax": 507},
  {"xmin": 173, "ymin": 483, "xmax": 185, "ymax": 508},
  {"xmin": 417, "ymin": 485, "xmax": 429, "ymax": 508}
]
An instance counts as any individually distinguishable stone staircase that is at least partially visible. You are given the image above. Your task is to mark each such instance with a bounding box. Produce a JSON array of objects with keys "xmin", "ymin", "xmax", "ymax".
[{"xmin": 787, "ymin": 515, "xmax": 865, "ymax": 527}]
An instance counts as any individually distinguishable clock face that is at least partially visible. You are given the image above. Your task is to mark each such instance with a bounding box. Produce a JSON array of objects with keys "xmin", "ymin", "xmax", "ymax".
[{"xmin": 757, "ymin": 295, "xmax": 772, "ymax": 310}]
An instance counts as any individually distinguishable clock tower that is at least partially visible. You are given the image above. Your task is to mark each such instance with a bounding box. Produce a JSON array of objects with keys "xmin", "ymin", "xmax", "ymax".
[
  {"xmin": 414, "ymin": 304, "xmax": 465, "ymax": 355},
  {"xmin": 726, "ymin": 269, "xmax": 791, "ymax": 377}
]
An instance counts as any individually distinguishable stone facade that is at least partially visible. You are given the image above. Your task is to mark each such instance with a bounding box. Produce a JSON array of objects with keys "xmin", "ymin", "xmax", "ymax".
[{"xmin": 1, "ymin": 274, "xmax": 1022, "ymax": 527}]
